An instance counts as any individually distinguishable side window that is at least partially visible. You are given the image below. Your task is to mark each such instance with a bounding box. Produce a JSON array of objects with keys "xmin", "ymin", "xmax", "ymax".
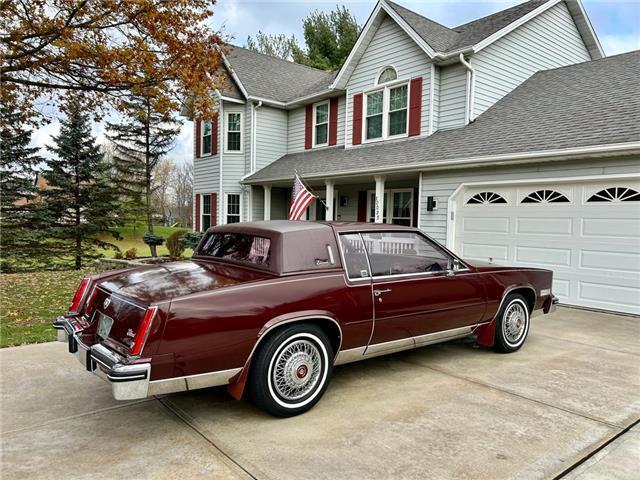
[
  {"xmin": 339, "ymin": 234, "xmax": 370, "ymax": 279},
  {"xmin": 360, "ymin": 231, "xmax": 451, "ymax": 277}
]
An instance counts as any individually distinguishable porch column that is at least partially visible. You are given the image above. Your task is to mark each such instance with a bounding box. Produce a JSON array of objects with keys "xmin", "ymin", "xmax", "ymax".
[
  {"xmin": 325, "ymin": 179, "xmax": 335, "ymax": 221},
  {"xmin": 263, "ymin": 184, "xmax": 272, "ymax": 221},
  {"xmin": 374, "ymin": 175, "xmax": 385, "ymax": 223}
]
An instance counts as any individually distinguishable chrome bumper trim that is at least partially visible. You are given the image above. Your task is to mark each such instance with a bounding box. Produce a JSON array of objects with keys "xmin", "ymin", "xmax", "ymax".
[{"xmin": 54, "ymin": 315, "xmax": 241, "ymax": 400}]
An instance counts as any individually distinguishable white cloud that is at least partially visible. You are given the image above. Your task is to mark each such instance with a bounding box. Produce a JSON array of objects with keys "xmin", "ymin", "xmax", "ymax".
[{"xmin": 600, "ymin": 33, "xmax": 640, "ymax": 55}]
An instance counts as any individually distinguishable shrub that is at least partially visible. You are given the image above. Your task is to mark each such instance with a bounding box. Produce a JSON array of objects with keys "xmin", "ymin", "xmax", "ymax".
[
  {"xmin": 124, "ymin": 248, "xmax": 137, "ymax": 260},
  {"xmin": 114, "ymin": 251, "xmax": 124, "ymax": 259},
  {"xmin": 166, "ymin": 229, "xmax": 188, "ymax": 259},
  {"xmin": 142, "ymin": 232, "xmax": 165, "ymax": 247},
  {"xmin": 180, "ymin": 232, "xmax": 204, "ymax": 250}
]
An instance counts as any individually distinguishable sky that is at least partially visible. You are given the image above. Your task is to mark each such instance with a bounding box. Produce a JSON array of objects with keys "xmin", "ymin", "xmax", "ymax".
[{"xmin": 31, "ymin": 0, "xmax": 640, "ymax": 163}]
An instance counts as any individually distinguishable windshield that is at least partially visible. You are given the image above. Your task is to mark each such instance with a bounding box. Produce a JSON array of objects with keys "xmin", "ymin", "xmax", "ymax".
[{"xmin": 197, "ymin": 232, "xmax": 271, "ymax": 266}]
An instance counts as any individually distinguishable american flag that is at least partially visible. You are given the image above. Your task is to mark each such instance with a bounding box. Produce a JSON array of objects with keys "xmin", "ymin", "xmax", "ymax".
[{"xmin": 288, "ymin": 174, "xmax": 316, "ymax": 220}]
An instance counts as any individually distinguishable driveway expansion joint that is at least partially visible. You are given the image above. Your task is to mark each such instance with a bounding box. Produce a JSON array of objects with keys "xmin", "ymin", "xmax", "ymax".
[{"xmin": 156, "ymin": 396, "xmax": 260, "ymax": 480}]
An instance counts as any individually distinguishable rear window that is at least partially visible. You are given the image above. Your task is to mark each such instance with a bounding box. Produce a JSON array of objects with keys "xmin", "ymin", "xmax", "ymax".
[{"xmin": 197, "ymin": 232, "xmax": 271, "ymax": 266}]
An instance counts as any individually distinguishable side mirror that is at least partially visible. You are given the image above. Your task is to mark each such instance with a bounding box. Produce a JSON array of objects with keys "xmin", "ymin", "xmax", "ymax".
[{"xmin": 446, "ymin": 258, "xmax": 460, "ymax": 276}]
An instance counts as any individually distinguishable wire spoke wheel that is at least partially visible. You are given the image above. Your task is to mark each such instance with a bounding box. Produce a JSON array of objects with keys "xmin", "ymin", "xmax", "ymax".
[
  {"xmin": 271, "ymin": 339, "xmax": 322, "ymax": 401},
  {"xmin": 502, "ymin": 300, "xmax": 528, "ymax": 345}
]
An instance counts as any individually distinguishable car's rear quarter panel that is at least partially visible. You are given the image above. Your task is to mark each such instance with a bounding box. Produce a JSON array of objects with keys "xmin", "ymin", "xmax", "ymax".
[{"xmin": 157, "ymin": 271, "xmax": 373, "ymax": 379}]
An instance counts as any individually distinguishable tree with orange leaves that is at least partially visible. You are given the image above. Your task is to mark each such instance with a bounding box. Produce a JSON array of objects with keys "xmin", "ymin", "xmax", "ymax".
[{"xmin": 1, "ymin": 0, "xmax": 227, "ymax": 126}]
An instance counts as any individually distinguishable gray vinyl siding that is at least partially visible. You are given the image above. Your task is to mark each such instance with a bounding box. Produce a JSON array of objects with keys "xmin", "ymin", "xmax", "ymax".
[
  {"xmin": 345, "ymin": 14, "xmax": 432, "ymax": 147},
  {"xmin": 256, "ymin": 106, "xmax": 288, "ymax": 170},
  {"xmin": 193, "ymin": 118, "xmax": 220, "ymax": 194},
  {"xmin": 287, "ymin": 106, "xmax": 306, "ymax": 154},
  {"xmin": 335, "ymin": 95, "xmax": 346, "ymax": 146},
  {"xmin": 419, "ymin": 156, "xmax": 640, "ymax": 245},
  {"xmin": 473, "ymin": 2, "xmax": 592, "ymax": 117},
  {"xmin": 438, "ymin": 63, "xmax": 467, "ymax": 130}
]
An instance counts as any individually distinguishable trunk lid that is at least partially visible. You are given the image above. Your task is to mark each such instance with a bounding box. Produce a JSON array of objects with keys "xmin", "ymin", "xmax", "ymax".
[{"xmin": 86, "ymin": 260, "xmax": 272, "ymax": 351}]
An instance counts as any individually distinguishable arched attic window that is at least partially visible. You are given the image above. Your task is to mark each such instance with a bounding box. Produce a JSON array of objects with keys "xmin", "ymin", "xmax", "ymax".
[{"xmin": 377, "ymin": 66, "xmax": 397, "ymax": 84}]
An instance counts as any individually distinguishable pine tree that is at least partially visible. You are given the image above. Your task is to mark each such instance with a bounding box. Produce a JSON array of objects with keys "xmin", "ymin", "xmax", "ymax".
[
  {"xmin": 106, "ymin": 92, "xmax": 181, "ymax": 256},
  {"xmin": 40, "ymin": 96, "xmax": 122, "ymax": 270},
  {"xmin": 0, "ymin": 106, "xmax": 44, "ymax": 271}
]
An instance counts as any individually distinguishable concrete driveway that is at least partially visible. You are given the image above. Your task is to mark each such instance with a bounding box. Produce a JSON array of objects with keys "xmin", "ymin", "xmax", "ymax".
[{"xmin": 2, "ymin": 307, "xmax": 639, "ymax": 480}]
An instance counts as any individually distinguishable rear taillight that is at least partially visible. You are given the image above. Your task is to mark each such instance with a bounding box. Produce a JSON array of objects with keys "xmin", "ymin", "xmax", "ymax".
[
  {"xmin": 69, "ymin": 278, "xmax": 91, "ymax": 313},
  {"xmin": 130, "ymin": 306, "xmax": 158, "ymax": 356},
  {"xmin": 84, "ymin": 287, "xmax": 99, "ymax": 315}
]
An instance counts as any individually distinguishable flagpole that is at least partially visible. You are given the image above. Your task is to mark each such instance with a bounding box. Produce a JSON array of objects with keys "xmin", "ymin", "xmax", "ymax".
[{"xmin": 295, "ymin": 170, "xmax": 328, "ymax": 210}]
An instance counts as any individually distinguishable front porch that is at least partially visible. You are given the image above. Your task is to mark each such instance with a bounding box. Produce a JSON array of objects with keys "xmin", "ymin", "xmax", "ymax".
[{"xmin": 248, "ymin": 172, "xmax": 422, "ymax": 226}]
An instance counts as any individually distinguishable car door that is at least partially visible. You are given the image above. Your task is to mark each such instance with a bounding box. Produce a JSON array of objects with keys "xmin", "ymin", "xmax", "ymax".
[{"xmin": 360, "ymin": 231, "xmax": 487, "ymax": 347}]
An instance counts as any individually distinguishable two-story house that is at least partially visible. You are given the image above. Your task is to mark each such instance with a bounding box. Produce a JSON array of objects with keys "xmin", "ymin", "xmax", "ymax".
[{"xmin": 191, "ymin": 0, "xmax": 640, "ymax": 315}]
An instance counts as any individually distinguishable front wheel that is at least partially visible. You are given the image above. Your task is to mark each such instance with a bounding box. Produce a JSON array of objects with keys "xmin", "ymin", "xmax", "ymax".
[
  {"xmin": 494, "ymin": 294, "xmax": 530, "ymax": 353},
  {"xmin": 249, "ymin": 324, "xmax": 333, "ymax": 417}
]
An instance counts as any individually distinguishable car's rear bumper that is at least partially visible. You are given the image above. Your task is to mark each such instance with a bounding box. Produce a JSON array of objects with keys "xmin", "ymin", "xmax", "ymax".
[{"xmin": 53, "ymin": 316, "xmax": 150, "ymax": 400}]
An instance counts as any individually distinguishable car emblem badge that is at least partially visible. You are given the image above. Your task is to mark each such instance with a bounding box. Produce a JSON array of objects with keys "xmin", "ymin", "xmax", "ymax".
[
  {"xmin": 103, "ymin": 297, "xmax": 111, "ymax": 309},
  {"xmin": 126, "ymin": 328, "xmax": 135, "ymax": 338}
]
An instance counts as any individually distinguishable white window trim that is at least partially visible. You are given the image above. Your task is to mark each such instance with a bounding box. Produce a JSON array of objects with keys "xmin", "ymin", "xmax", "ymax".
[
  {"xmin": 225, "ymin": 192, "xmax": 242, "ymax": 224},
  {"xmin": 201, "ymin": 193, "xmax": 212, "ymax": 231},
  {"xmin": 224, "ymin": 111, "xmax": 243, "ymax": 153},
  {"xmin": 312, "ymin": 100, "xmax": 330, "ymax": 148},
  {"xmin": 362, "ymin": 79, "xmax": 410, "ymax": 143},
  {"xmin": 201, "ymin": 120, "xmax": 213, "ymax": 156},
  {"xmin": 366, "ymin": 188, "xmax": 413, "ymax": 225}
]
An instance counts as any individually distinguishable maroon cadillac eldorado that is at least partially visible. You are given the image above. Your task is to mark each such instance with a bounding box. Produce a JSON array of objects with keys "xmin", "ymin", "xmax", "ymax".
[{"xmin": 54, "ymin": 221, "xmax": 557, "ymax": 417}]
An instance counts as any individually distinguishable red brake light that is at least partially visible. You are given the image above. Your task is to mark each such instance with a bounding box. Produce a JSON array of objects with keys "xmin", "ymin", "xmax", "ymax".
[
  {"xmin": 130, "ymin": 306, "xmax": 158, "ymax": 355},
  {"xmin": 69, "ymin": 278, "xmax": 90, "ymax": 313}
]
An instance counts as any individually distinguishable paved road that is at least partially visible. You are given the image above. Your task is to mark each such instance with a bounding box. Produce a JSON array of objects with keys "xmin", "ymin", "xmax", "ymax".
[{"xmin": 1, "ymin": 307, "xmax": 639, "ymax": 479}]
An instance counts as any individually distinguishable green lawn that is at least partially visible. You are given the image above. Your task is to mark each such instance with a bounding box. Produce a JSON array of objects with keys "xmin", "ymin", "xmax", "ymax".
[
  {"xmin": 0, "ymin": 269, "xmax": 95, "ymax": 348},
  {"xmin": 97, "ymin": 224, "xmax": 194, "ymax": 258}
]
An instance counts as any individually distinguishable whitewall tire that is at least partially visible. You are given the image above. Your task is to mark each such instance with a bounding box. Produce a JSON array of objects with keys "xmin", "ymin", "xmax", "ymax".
[{"xmin": 494, "ymin": 294, "xmax": 530, "ymax": 353}]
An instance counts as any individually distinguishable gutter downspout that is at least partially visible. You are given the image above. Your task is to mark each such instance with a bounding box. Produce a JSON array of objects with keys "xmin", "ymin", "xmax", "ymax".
[
  {"xmin": 248, "ymin": 100, "xmax": 262, "ymax": 222},
  {"xmin": 459, "ymin": 53, "xmax": 476, "ymax": 124}
]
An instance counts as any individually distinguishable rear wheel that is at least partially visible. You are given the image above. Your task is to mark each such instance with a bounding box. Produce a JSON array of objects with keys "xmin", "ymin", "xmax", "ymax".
[
  {"xmin": 249, "ymin": 324, "xmax": 333, "ymax": 417},
  {"xmin": 494, "ymin": 294, "xmax": 530, "ymax": 353}
]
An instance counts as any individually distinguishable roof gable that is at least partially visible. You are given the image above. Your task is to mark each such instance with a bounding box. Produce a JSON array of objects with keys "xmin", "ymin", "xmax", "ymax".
[{"xmin": 332, "ymin": 0, "xmax": 603, "ymax": 90}]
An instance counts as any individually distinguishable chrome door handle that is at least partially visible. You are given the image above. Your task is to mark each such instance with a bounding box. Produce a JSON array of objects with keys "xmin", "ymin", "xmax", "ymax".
[{"xmin": 373, "ymin": 289, "xmax": 392, "ymax": 297}]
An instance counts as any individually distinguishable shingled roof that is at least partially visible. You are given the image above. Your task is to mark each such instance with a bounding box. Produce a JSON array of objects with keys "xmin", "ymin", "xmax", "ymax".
[
  {"xmin": 386, "ymin": 0, "xmax": 549, "ymax": 53},
  {"xmin": 244, "ymin": 51, "xmax": 640, "ymax": 183},
  {"xmin": 225, "ymin": 46, "xmax": 335, "ymax": 103}
]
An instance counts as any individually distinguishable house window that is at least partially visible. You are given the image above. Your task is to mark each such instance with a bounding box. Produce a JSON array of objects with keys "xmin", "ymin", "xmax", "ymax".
[
  {"xmin": 364, "ymin": 82, "xmax": 409, "ymax": 141},
  {"xmin": 226, "ymin": 193, "xmax": 241, "ymax": 223},
  {"xmin": 367, "ymin": 189, "xmax": 413, "ymax": 225},
  {"xmin": 378, "ymin": 66, "xmax": 397, "ymax": 84},
  {"xmin": 313, "ymin": 102, "xmax": 329, "ymax": 147},
  {"xmin": 522, "ymin": 190, "xmax": 569, "ymax": 203},
  {"xmin": 202, "ymin": 194, "xmax": 211, "ymax": 230},
  {"xmin": 467, "ymin": 192, "xmax": 507, "ymax": 204},
  {"xmin": 226, "ymin": 112, "xmax": 242, "ymax": 152},
  {"xmin": 587, "ymin": 187, "xmax": 640, "ymax": 202},
  {"xmin": 201, "ymin": 120, "xmax": 212, "ymax": 156},
  {"xmin": 388, "ymin": 84, "xmax": 408, "ymax": 136}
]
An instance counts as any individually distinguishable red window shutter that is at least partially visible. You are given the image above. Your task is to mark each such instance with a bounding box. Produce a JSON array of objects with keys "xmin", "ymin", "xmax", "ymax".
[
  {"xmin": 195, "ymin": 121, "xmax": 201, "ymax": 158},
  {"xmin": 329, "ymin": 97, "xmax": 339, "ymax": 146},
  {"xmin": 304, "ymin": 105, "xmax": 313, "ymax": 150},
  {"xmin": 412, "ymin": 188, "xmax": 419, "ymax": 227},
  {"xmin": 195, "ymin": 194, "xmax": 201, "ymax": 231},
  {"xmin": 212, "ymin": 115, "xmax": 219, "ymax": 155},
  {"xmin": 352, "ymin": 93, "xmax": 363, "ymax": 145},
  {"xmin": 357, "ymin": 191, "xmax": 367, "ymax": 222},
  {"xmin": 211, "ymin": 192, "xmax": 218, "ymax": 226},
  {"xmin": 408, "ymin": 77, "xmax": 423, "ymax": 137}
]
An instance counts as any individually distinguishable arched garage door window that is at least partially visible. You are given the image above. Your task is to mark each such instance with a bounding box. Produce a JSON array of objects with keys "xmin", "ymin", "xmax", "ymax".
[
  {"xmin": 588, "ymin": 187, "xmax": 640, "ymax": 203},
  {"xmin": 467, "ymin": 192, "xmax": 507, "ymax": 205}
]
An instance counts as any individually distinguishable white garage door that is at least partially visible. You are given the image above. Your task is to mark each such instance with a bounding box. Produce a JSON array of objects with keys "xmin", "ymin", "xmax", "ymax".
[{"xmin": 453, "ymin": 179, "xmax": 640, "ymax": 315}]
